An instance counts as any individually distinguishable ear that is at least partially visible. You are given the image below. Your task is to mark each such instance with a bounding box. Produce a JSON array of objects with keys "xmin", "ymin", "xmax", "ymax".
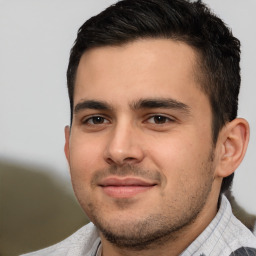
[
  {"xmin": 215, "ymin": 118, "xmax": 250, "ymax": 178},
  {"xmin": 64, "ymin": 125, "xmax": 70, "ymax": 163}
]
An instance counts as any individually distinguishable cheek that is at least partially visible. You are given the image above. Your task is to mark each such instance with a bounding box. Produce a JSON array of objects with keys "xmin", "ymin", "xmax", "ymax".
[
  {"xmin": 147, "ymin": 132, "xmax": 212, "ymax": 180},
  {"xmin": 69, "ymin": 135, "xmax": 105, "ymax": 180},
  {"xmin": 147, "ymin": 133, "xmax": 199, "ymax": 166}
]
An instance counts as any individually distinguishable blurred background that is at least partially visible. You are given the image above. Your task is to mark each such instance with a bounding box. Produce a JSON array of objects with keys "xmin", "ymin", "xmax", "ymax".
[{"xmin": 0, "ymin": 0, "xmax": 256, "ymax": 255}]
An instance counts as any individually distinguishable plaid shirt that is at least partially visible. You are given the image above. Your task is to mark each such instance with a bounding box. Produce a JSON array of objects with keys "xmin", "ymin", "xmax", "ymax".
[
  {"xmin": 22, "ymin": 196, "xmax": 256, "ymax": 256},
  {"xmin": 180, "ymin": 196, "xmax": 256, "ymax": 256}
]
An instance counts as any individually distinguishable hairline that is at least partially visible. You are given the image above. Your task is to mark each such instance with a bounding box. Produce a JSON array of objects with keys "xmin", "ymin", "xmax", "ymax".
[{"xmin": 70, "ymin": 36, "xmax": 220, "ymax": 145}]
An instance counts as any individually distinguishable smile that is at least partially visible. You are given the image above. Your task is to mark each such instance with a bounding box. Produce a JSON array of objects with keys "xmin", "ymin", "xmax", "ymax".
[{"xmin": 99, "ymin": 177, "xmax": 157, "ymax": 198}]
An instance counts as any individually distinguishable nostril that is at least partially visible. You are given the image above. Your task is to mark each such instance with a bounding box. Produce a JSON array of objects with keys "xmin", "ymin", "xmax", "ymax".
[
  {"xmin": 106, "ymin": 157, "xmax": 137, "ymax": 166},
  {"xmin": 124, "ymin": 157, "xmax": 136, "ymax": 161},
  {"xmin": 106, "ymin": 158, "xmax": 115, "ymax": 165},
  {"xmin": 103, "ymin": 141, "xmax": 145, "ymax": 166},
  {"xmin": 122, "ymin": 157, "xmax": 138, "ymax": 164}
]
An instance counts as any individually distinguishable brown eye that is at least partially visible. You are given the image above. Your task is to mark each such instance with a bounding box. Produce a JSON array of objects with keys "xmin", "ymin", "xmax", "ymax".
[
  {"xmin": 154, "ymin": 116, "xmax": 168, "ymax": 124},
  {"xmin": 84, "ymin": 116, "xmax": 109, "ymax": 125},
  {"xmin": 91, "ymin": 116, "xmax": 105, "ymax": 124},
  {"xmin": 147, "ymin": 115, "xmax": 172, "ymax": 124}
]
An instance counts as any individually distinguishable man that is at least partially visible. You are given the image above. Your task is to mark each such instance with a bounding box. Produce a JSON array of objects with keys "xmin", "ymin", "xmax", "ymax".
[{"xmin": 23, "ymin": 0, "xmax": 256, "ymax": 255}]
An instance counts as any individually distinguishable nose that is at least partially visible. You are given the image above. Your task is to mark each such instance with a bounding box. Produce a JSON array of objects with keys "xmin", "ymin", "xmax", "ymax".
[{"xmin": 103, "ymin": 123, "xmax": 145, "ymax": 166}]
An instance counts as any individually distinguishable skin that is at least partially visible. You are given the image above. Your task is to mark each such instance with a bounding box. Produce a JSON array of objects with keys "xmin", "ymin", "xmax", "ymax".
[{"xmin": 64, "ymin": 39, "xmax": 249, "ymax": 256}]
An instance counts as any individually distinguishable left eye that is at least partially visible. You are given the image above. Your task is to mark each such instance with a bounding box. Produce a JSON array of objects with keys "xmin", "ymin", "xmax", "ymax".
[
  {"xmin": 84, "ymin": 116, "xmax": 109, "ymax": 125},
  {"xmin": 147, "ymin": 115, "xmax": 173, "ymax": 124}
]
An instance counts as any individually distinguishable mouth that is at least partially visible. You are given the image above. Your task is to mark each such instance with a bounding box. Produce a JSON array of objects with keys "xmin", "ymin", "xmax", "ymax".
[{"xmin": 99, "ymin": 177, "xmax": 157, "ymax": 198}]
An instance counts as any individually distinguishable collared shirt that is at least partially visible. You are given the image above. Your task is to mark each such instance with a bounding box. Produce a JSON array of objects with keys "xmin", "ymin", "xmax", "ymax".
[
  {"xmin": 95, "ymin": 244, "xmax": 102, "ymax": 256},
  {"xmin": 180, "ymin": 196, "xmax": 256, "ymax": 255},
  {"xmin": 21, "ymin": 196, "xmax": 256, "ymax": 256}
]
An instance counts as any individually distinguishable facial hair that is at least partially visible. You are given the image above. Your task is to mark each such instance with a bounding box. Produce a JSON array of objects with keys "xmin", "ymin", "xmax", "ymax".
[{"xmin": 81, "ymin": 159, "xmax": 215, "ymax": 251}]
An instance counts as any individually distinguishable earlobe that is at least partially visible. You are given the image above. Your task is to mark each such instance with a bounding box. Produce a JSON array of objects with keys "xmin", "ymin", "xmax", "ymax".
[
  {"xmin": 64, "ymin": 125, "xmax": 70, "ymax": 163},
  {"xmin": 216, "ymin": 118, "xmax": 249, "ymax": 178}
]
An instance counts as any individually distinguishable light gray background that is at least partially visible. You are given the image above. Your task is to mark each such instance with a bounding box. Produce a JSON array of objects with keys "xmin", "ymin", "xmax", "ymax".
[{"xmin": 1, "ymin": 0, "xmax": 255, "ymax": 213}]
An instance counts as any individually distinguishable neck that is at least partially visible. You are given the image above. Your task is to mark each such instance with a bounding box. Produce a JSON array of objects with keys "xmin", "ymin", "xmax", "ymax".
[{"xmin": 100, "ymin": 192, "xmax": 219, "ymax": 256}]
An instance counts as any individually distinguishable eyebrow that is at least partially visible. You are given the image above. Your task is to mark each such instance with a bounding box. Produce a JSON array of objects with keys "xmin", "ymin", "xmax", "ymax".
[
  {"xmin": 131, "ymin": 98, "xmax": 191, "ymax": 113},
  {"xmin": 74, "ymin": 98, "xmax": 191, "ymax": 114},
  {"xmin": 74, "ymin": 100, "xmax": 112, "ymax": 114}
]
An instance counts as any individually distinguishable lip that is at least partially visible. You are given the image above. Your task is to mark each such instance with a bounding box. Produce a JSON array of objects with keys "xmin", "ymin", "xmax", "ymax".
[
  {"xmin": 99, "ymin": 177, "xmax": 157, "ymax": 198},
  {"xmin": 99, "ymin": 177, "xmax": 156, "ymax": 186}
]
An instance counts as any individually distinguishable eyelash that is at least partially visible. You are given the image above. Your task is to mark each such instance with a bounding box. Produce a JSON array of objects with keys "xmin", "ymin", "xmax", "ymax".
[
  {"xmin": 82, "ymin": 114, "xmax": 174, "ymax": 126},
  {"xmin": 146, "ymin": 115, "xmax": 175, "ymax": 125},
  {"xmin": 82, "ymin": 115, "xmax": 110, "ymax": 125}
]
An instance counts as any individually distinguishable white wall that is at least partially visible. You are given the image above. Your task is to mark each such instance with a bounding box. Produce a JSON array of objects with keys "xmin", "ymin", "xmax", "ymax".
[{"xmin": 1, "ymin": 0, "xmax": 255, "ymax": 213}]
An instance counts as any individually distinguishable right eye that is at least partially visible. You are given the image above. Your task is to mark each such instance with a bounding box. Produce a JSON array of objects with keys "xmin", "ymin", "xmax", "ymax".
[{"xmin": 83, "ymin": 116, "xmax": 110, "ymax": 125}]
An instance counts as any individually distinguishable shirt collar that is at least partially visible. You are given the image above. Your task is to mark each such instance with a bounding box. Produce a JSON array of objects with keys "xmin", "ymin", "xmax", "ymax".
[{"xmin": 180, "ymin": 195, "xmax": 231, "ymax": 256}]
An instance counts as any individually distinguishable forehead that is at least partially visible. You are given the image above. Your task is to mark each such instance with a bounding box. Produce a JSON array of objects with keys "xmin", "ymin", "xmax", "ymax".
[{"xmin": 74, "ymin": 38, "xmax": 207, "ymax": 109}]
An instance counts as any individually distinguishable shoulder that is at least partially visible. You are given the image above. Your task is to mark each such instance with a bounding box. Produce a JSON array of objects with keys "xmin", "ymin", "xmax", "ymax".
[
  {"xmin": 219, "ymin": 197, "xmax": 256, "ymax": 255},
  {"xmin": 226, "ymin": 209, "xmax": 256, "ymax": 248},
  {"xmin": 229, "ymin": 247, "xmax": 256, "ymax": 256},
  {"xmin": 183, "ymin": 196, "xmax": 256, "ymax": 256},
  {"xmin": 20, "ymin": 222, "xmax": 100, "ymax": 256}
]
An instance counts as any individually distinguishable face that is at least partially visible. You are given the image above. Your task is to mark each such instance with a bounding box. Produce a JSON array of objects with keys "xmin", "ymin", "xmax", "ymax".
[{"xmin": 65, "ymin": 39, "xmax": 219, "ymax": 248}]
